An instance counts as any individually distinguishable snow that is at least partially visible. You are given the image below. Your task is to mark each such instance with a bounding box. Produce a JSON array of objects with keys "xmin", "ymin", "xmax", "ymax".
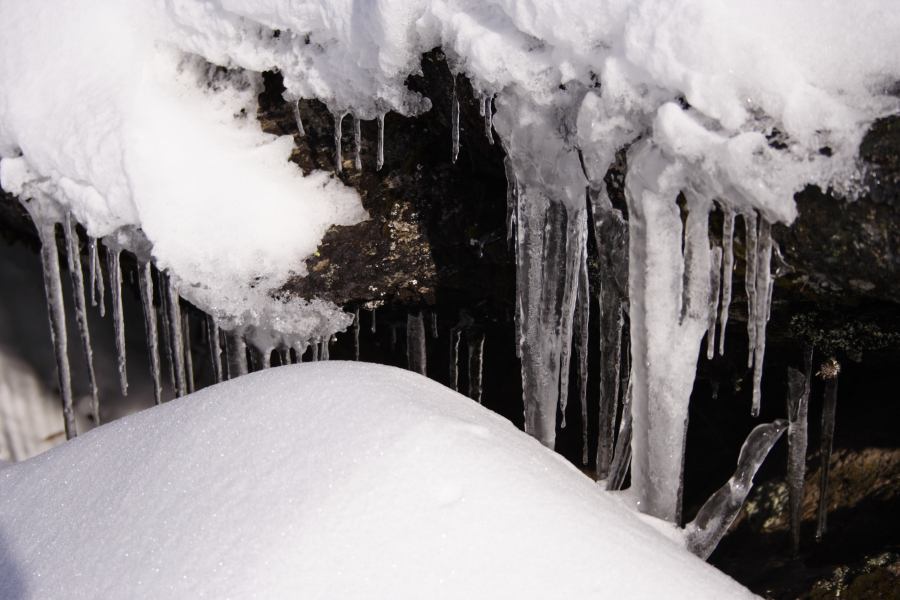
[{"xmin": 0, "ymin": 362, "xmax": 754, "ymax": 599}]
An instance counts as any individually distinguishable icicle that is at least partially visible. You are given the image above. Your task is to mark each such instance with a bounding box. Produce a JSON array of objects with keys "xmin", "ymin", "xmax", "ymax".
[
  {"xmin": 206, "ymin": 315, "xmax": 223, "ymax": 384},
  {"xmin": 557, "ymin": 228, "xmax": 587, "ymax": 428},
  {"xmin": 225, "ymin": 330, "xmax": 248, "ymax": 377},
  {"xmin": 450, "ymin": 328, "xmax": 461, "ymax": 392},
  {"xmin": 278, "ymin": 346, "xmax": 290, "ymax": 366},
  {"xmin": 88, "ymin": 237, "xmax": 98, "ymax": 307},
  {"xmin": 706, "ymin": 246, "xmax": 723, "ymax": 360},
  {"xmin": 718, "ymin": 206, "xmax": 735, "ymax": 355},
  {"xmin": 157, "ymin": 273, "xmax": 176, "ymax": 392},
  {"xmin": 406, "ymin": 312, "xmax": 427, "ymax": 375},
  {"xmin": 182, "ymin": 312, "xmax": 195, "ymax": 394},
  {"xmin": 261, "ymin": 347, "xmax": 273, "ymax": 370},
  {"xmin": 33, "ymin": 219, "xmax": 77, "ymax": 438},
  {"xmin": 63, "ymin": 213, "xmax": 100, "ymax": 424},
  {"xmin": 370, "ymin": 307, "xmax": 377, "ymax": 333},
  {"xmin": 309, "ymin": 341, "xmax": 320, "ymax": 362},
  {"xmin": 376, "ymin": 113, "xmax": 385, "ymax": 171},
  {"xmin": 751, "ymin": 218, "xmax": 773, "ymax": 417},
  {"xmin": 573, "ymin": 248, "xmax": 590, "ymax": 465},
  {"xmin": 786, "ymin": 348, "xmax": 813, "ymax": 555},
  {"xmin": 450, "ymin": 77, "xmax": 460, "ymax": 163},
  {"xmin": 352, "ymin": 115, "xmax": 362, "ymax": 170},
  {"xmin": 607, "ymin": 372, "xmax": 633, "ymax": 492},
  {"xmin": 588, "ymin": 186, "xmax": 629, "ymax": 479},
  {"xmin": 164, "ymin": 273, "xmax": 187, "ymax": 396},
  {"xmin": 106, "ymin": 246, "xmax": 128, "ymax": 396},
  {"xmin": 320, "ymin": 338, "xmax": 330, "ymax": 361},
  {"xmin": 467, "ymin": 330, "xmax": 485, "ymax": 404},
  {"xmin": 503, "ymin": 156, "xmax": 518, "ymax": 249},
  {"xmin": 685, "ymin": 419, "xmax": 788, "ymax": 559},
  {"xmin": 352, "ymin": 307, "xmax": 361, "ymax": 361},
  {"xmin": 816, "ymin": 357, "xmax": 840, "ymax": 541},
  {"xmin": 430, "ymin": 312, "xmax": 439, "ymax": 338},
  {"xmin": 333, "ymin": 111, "xmax": 345, "ymax": 174},
  {"xmin": 744, "ymin": 211, "xmax": 759, "ymax": 368},
  {"xmin": 138, "ymin": 261, "xmax": 162, "ymax": 404},
  {"xmin": 92, "ymin": 237, "xmax": 106, "ymax": 317},
  {"xmin": 292, "ymin": 98, "xmax": 306, "ymax": 137},
  {"xmin": 291, "ymin": 341, "xmax": 306, "ymax": 364},
  {"xmin": 483, "ymin": 93, "xmax": 494, "ymax": 145}
]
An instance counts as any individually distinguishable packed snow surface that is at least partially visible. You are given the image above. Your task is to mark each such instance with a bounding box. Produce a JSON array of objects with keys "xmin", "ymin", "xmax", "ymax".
[{"xmin": 0, "ymin": 362, "xmax": 754, "ymax": 599}]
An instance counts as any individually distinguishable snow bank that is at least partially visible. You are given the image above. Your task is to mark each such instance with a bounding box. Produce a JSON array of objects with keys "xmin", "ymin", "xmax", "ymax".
[{"xmin": 0, "ymin": 362, "xmax": 753, "ymax": 599}]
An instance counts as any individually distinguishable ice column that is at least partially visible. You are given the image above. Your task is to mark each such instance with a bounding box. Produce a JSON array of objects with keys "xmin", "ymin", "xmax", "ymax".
[
  {"xmin": 786, "ymin": 349, "xmax": 813, "ymax": 554},
  {"xmin": 588, "ymin": 185, "xmax": 629, "ymax": 478},
  {"xmin": 63, "ymin": 213, "xmax": 100, "ymax": 424},
  {"xmin": 625, "ymin": 141, "xmax": 712, "ymax": 522},
  {"xmin": 333, "ymin": 111, "xmax": 345, "ymax": 173},
  {"xmin": 376, "ymin": 113, "xmax": 385, "ymax": 171},
  {"xmin": 292, "ymin": 98, "xmax": 306, "ymax": 137}
]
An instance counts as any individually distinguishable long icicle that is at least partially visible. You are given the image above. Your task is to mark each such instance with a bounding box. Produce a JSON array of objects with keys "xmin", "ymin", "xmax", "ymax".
[
  {"xmin": 182, "ymin": 312, "xmax": 195, "ymax": 394},
  {"xmin": 607, "ymin": 370, "xmax": 633, "ymax": 492},
  {"xmin": 467, "ymin": 330, "xmax": 485, "ymax": 404},
  {"xmin": 63, "ymin": 213, "xmax": 100, "ymax": 424},
  {"xmin": 206, "ymin": 314, "xmax": 223, "ymax": 383},
  {"xmin": 744, "ymin": 211, "xmax": 759, "ymax": 368},
  {"xmin": 137, "ymin": 261, "xmax": 162, "ymax": 404},
  {"xmin": 333, "ymin": 111, "xmax": 344, "ymax": 173},
  {"xmin": 106, "ymin": 246, "xmax": 128, "ymax": 396},
  {"xmin": 376, "ymin": 113, "xmax": 385, "ymax": 171},
  {"xmin": 706, "ymin": 245, "xmax": 723, "ymax": 360},
  {"xmin": 718, "ymin": 206, "xmax": 735, "ymax": 355},
  {"xmin": 157, "ymin": 270, "xmax": 176, "ymax": 393},
  {"xmin": 573, "ymin": 245, "xmax": 591, "ymax": 465},
  {"xmin": 165, "ymin": 273, "xmax": 187, "ymax": 397},
  {"xmin": 353, "ymin": 115, "xmax": 362, "ymax": 170},
  {"xmin": 451, "ymin": 76, "xmax": 460, "ymax": 163},
  {"xmin": 751, "ymin": 218, "xmax": 773, "ymax": 417},
  {"xmin": 35, "ymin": 219, "xmax": 77, "ymax": 438},
  {"xmin": 483, "ymin": 93, "xmax": 494, "ymax": 145},
  {"xmin": 88, "ymin": 236, "xmax": 98, "ymax": 307},
  {"xmin": 786, "ymin": 347, "xmax": 813, "ymax": 555},
  {"xmin": 816, "ymin": 357, "xmax": 840, "ymax": 541},
  {"xmin": 92, "ymin": 237, "xmax": 106, "ymax": 317},
  {"xmin": 353, "ymin": 307, "xmax": 361, "ymax": 361}
]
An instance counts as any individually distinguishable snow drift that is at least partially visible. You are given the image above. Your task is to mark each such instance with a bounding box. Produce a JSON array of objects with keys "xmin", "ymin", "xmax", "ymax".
[{"xmin": 0, "ymin": 362, "xmax": 753, "ymax": 599}]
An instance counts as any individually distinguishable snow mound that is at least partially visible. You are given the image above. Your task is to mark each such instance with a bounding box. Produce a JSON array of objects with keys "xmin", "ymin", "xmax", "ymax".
[{"xmin": 0, "ymin": 362, "xmax": 753, "ymax": 599}]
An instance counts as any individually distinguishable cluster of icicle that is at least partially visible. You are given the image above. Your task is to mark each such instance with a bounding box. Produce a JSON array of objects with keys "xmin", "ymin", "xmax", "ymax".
[{"xmin": 18, "ymin": 192, "xmax": 342, "ymax": 440}]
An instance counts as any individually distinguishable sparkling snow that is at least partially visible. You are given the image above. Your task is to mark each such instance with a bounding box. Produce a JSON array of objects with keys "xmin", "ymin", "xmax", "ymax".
[{"xmin": 0, "ymin": 362, "xmax": 754, "ymax": 599}]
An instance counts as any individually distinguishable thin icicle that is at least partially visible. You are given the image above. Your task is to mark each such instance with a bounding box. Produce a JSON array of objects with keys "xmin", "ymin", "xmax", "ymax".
[
  {"xmin": 206, "ymin": 315, "xmax": 223, "ymax": 384},
  {"xmin": 88, "ymin": 237, "xmax": 98, "ymax": 307},
  {"xmin": 504, "ymin": 156, "xmax": 518, "ymax": 249},
  {"xmin": 607, "ymin": 372, "xmax": 633, "ymax": 492},
  {"xmin": 92, "ymin": 237, "xmax": 106, "ymax": 317},
  {"xmin": 430, "ymin": 312, "xmax": 438, "ymax": 338},
  {"xmin": 63, "ymin": 213, "xmax": 99, "ymax": 424},
  {"xmin": 165, "ymin": 273, "xmax": 187, "ymax": 397},
  {"xmin": 685, "ymin": 419, "xmax": 788, "ymax": 559},
  {"xmin": 370, "ymin": 307, "xmax": 377, "ymax": 333},
  {"xmin": 352, "ymin": 307, "xmax": 361, "ymax": 361},
  {"xmin": 309, "ymin": 340, "xmax": 320, "ymax": 362},
  {"xmin": 376, "ymin": 113, "xmax": 385, "ymax": 171},
  {"xmin": 333, "ymin": 111, "xmax": 345, "ymax": 173},
  {"xmin": 744, "ymin": 211, "xmax": 759, "ymax": 368},
  {"xmin": 467, "ymin": 330, "xmax": 485, "ymax": 404},
  {"xmin": 138, "ymin": 261, "xmax": 162, "ymax": 404},
  {"xmin": 751, "ymin": 218, "xmax": 773, "ymax": 417},
  {"xmin": 352, "ymin": 115, "xmax": 362, "ymax": 170},
  {"xmin": 406, "ymin": 312, "xmax": 427, "ymax": 375},
  {"xmin": 557, "ymin": 228, "xmax": 587, "ymax": 428},
  {"xmin": 573, "ymin": 249, "xmax": 590, "ymax": 465},
  {"xmin": 816, "ymin": 357, "xmax": 840, "ymax": 541},
  {"xmin": 451, "ymin": 77, "xmax": 460, "ymax": 163},
  {"xmin": 483, "ymin": 93, "xmax": 494, "ymax": 145},
  {"xmin": 588, "ymin": 186, "xmax": 629, "ymax": 479},
  {"xmin": 450, "ymin": 328, "xmax": 461, "ymax": 392},
  {"xmin": 786, "ymin": 348, "xmax": 813, "ymax": 555},
  {"xmin": 157, "ymin": 272, "xmax": 176, "ymax": 392},
  {"xmin": 706, "ymin": 245, "xmax": 723, "ymax": 360},
  {"xmin": 718, "ymin": 206, "xmax": 735, "ymax": 355},
  {"xmin": 106, "ymin": 246, "xmax": 128, "ymax": 396},
  {"xmin": 292, "ymin": 98, "xmax": 306, "ymax": 137},
  {"xmin": 182, "ymin": 312, "xmax": 195, "ymax": 394},
  {"xmin": 33, "ymin": 219, "xmax": 77, "ymax": 438}
]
